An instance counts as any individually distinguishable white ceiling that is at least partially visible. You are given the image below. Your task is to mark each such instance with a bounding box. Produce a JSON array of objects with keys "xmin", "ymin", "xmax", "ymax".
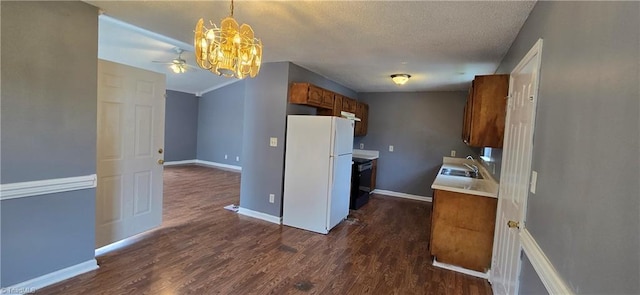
[{"xmin": 88, "ymin": 0, "xmax": 536, "ymax": 95}]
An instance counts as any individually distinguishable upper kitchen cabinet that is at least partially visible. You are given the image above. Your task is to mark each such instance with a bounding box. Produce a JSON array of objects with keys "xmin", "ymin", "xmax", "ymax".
[
  {"xmin": 318, "ymin": 94, "xmax": 344, "ymax": 116},
  {"xmin": 289, "ymin": 83, "xmax": 334, "ymax": 109},
  {"xmin": 342, "ymin": 97, "xmax": 357, "ymax": 114},
  {"xmin": 462, "ymin": 74, "xmax": 509, "ymax": 148},
  {"xmin": 318, "ymin": 95, "xmax": 357, "ymax": 117},
  {"xmin": 355, "ymin": 102, "xmax": 369, "ymax": 137},
  {"xmin": 289, "ymin": 82, "xmax": 368, "ymax": 136}
]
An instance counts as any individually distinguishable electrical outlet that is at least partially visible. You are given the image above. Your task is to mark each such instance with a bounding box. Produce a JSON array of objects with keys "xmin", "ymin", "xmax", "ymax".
[
  {"xmin": 236, "ymin": 156, "xmax": 240, "ymax": 162},
  {"xmin": 359, "ymin": 143, "xmax": 364, "ymax": 149},
  {"xmin": 451, "ymin": 150, "xmax": 456, "ymax": 157},
  {"xmin": 269, "ymin": 194, "xmax": 275, "ymax": 203},
  {"xmin": 224, "ymin": 154, "xmax": 228, "ymax": 159},
  {"xmin": 270, "ymin": 137, "xmax": 277, "ymax": 147},
  {"xmin": 530, "ymin": 171, "xmax": 538, "ymax": 194},
  {"xmin": 389, "ymin": 145, "xmax": 394, "ymax": 152}
]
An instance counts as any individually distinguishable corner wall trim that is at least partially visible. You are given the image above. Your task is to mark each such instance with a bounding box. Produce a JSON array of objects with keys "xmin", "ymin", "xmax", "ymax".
[
  {"xmin": 163, "ymin": 159, "xmax": 197, "ymax": 166},
  {"xmin": 520, "ymin": 229, "xmax": 574, "ymax": 295},
  {"xmin": 195, "ymin": 160, "xmax": 242, "ymax": 172},
  {"xmin": 373, "ymin": 189, "xmax": 432, "ymax": 202},
  {"xmin": 3, "ymin": 259, "xmax": 98, "ymax": 294},
  {"xmin": 0, "ymin": 174, "xmax": 97, "ymax": 201},
  {"xmin": 238, "ymin": 207, "xmax": 281, "ymax": 225}
]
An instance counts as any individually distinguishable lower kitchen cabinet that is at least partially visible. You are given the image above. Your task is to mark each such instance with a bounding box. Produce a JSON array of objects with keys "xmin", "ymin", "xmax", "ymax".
[
  {"xmin": 370, "ymin": 159, "xmax": 377, "ymax": 191},
  {"xmin": 429, "ymin": 189, "xmax": 497, "ymax": 272}
]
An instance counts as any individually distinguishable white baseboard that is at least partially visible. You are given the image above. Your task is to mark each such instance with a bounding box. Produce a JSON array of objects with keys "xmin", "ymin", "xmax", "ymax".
[
  {"xmin": 432, "ymin": 258, "xmax": 489, "ymax": 279},
  {"xmin": 520, "ymin": 229, "xmax": 574, "ymax": 295},
  {"xmin": 0, "ymin": 174, "xmax": 97, "ymax": 201},
  {"xmin": 163, "ymin": 159, "xmax": 197, "ymax": 166},
  {"xmin": 2, "ymin": 259, "xmax": 98, "ymax": 294},
  {"xmin": 238, "ymin": 207, "xmax": 281, "ymax": 225},
  {"xmin": 195, "ymin": 160, "xmax": 242, "ymax": 172},
  {"xmin": 372, "ymin": 189, "xmax": 432, "ymax": 202}
]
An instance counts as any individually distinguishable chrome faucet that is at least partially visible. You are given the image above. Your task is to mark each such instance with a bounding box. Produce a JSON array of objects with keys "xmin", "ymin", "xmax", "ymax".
[{"xmin": 463, "ymin": 163, "xmax": 479, "ymax": 174}]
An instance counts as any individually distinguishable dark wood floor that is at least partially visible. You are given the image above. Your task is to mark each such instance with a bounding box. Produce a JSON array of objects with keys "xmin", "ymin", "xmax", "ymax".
[{"xmin": 36, "ymin": 165, "xmax": 493, "ymax": 294}]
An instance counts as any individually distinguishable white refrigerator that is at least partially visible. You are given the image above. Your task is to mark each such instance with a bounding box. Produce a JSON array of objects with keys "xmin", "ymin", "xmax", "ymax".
[{"xmin": 282, "ymin": 115, "xmax": 354, "ymax": 234}]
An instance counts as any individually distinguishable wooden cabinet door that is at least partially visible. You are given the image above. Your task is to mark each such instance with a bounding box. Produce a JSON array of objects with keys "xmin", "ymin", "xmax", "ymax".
[
  {"xmin": 320, "ymin": 90, "xmax": 334, "ymax": 109},
  {"xmin": 370, "ymin": 159, "xmax": 377, "ymax": 191},
  {"xmin": 342, "ymin": 97, "xmax": 357, "ymax": 113},
  {"xmin": 462, "ymin": 82, "xmax": 474, "ymax": 144},
  {"xmin": 289, "ymin": 83, "xmax": 325, "ymax": 108},
  {"xmin": 308, "ymin": 85, "xmax": 324, "ymax": 106},
  {"xmin": 317, "ymin": 93, "xmax": 343, "ymax": 116},
  {"xmin": 332, "ymin": 94, "xmax": 343, "ymax": 116},
  {"xmin": 463, "ymin": 75, "xmax": 508, "ymax": 148},
  {"xmin": 430, "ymin": 190, "xmax": 498, "ymax": 272},
  {"xmin": 361, "ymin": 103, "xmax": 369, "ymax": 134},
  {"xmin": 354, "ymin": 102, "xmax": 369, "ymax": 136}
]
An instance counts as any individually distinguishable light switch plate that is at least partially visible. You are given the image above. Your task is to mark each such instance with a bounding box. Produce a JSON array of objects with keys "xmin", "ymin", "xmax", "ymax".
[
  {"xmin": 236, "ymin": 156, "xmax": 240, "ymax": 162},
  {"xmin": 270, "ymin": 137, "xmax": 277, "ymax": 147},
  {"xmin": 389, "ymin": 145, "xmax": 394, "ymax": 152},
  {"xmin": 269, "ymin": 194, "xmax": 275, "ymax": 203},
  {"xmin": 530, "ymin": 171, "xmax": 538, "ymax": 194},
  {"xmin": 451, "ymin": 150, "xmax": 456, "ymax": 157},
  {"xmin": 359, "ymin": 143, "xmax": 364, "ymax": 149}
]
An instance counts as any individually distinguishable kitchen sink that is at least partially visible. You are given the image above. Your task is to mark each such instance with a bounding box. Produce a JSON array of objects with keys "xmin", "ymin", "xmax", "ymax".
[{"xmin": 440, "ymin": 168, "xmax": 483, "ymax": 179}]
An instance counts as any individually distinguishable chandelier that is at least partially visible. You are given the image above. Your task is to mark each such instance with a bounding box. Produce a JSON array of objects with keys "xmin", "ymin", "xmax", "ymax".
[{"xmin": 194, "ymin": 0, "xmax": 262, "ymax": 79}]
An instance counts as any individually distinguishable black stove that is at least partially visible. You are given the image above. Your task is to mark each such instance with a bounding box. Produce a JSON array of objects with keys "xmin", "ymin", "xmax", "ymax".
[{"xmin": 350, "ymin": 157, "xmax": 373, "ymax": 210}]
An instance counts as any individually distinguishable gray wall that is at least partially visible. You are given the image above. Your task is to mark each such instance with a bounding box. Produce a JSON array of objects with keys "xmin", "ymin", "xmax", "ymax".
[
  {"xmin": 519, "ymin": 255, "xmax": 548, "ymax": 295},
  {"xmin": 197, "ymin": 81, "xmax": 245, "ymax": 166},
  {"xmin": 240, "ymin": 62, "xmax": 290, "ymax": 216},
  {"xmin": 0, "ymin": 1, "xmax": 98, "ymax": 287},
  {"xmin": 495, "ymin": 1, "xmax": 639, "ymax": 294},
  {"xmin": 353, "ymin": 92, "xmax": 477, "ymax": 197},
  {"xmin": 165, "ymin": 90, "xmax": 198, "ymax": 161}
]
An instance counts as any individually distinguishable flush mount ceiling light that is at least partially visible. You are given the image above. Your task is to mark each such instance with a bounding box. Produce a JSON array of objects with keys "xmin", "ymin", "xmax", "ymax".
[
  {"xmin": 194, "ymin": 0, "xmax": 262, "ymax": 79},
  {"xmin": 391, "ymin": 74, "xmax": 411, "ymax": 85}
]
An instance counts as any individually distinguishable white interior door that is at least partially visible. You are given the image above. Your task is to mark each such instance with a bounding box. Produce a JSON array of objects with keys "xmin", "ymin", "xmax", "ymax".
[
  {"xmin": 490, "ymin": 39, "xmax": 543, "ymax": 295},
  {"xmin": 96, "ymin": 60, "xmax": 166, "ymax": 248}
]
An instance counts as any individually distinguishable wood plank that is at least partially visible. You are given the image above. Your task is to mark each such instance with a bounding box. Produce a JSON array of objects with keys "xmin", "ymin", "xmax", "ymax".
[{"xmin": 35, "ymin": 165, "xmax": 493, "ymax": 294}]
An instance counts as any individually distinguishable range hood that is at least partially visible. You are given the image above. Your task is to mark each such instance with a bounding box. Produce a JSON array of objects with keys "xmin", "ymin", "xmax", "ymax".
[{"xmin": 340, "ymin": 111, "xmax": 361, "ymax": 121}]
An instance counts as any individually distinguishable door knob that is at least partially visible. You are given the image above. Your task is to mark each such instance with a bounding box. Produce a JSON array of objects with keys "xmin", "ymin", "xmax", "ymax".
[
  {"xmin": 158, "ymin": 159, "xmax": 164, "ymax": 165},
  {"xmin": 158, "ymin": 148, "xmax": 163, "ymax": 154},
  {"xmin": 507, "ymin": 220, "xmax": 520, "ymax": 229}
]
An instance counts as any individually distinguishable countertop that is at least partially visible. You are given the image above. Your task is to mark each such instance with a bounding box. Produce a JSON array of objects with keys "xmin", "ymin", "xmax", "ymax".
[
  {"xmin": 353, "ymin": 149, "xmax": 379, "ymax": 160},
  {"xmin": 431, "ymin": 157, "xmax": 499, "ymax": 198}
]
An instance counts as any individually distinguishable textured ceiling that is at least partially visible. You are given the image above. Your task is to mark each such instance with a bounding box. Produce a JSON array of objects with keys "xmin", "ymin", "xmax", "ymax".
[{"xmin": 87, "ymin": 0, "xmax": 536, "ymax": 95}]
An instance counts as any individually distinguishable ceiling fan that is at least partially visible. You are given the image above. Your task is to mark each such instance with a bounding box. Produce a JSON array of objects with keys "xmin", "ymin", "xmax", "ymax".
[{"xmin": 152, "ymin": 48, "xmax": 196, "ymax": 74}]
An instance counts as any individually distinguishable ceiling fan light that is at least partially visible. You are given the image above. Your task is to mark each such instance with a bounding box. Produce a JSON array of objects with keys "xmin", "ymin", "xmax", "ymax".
[
  {"xmin": 170, "ymin": 63, "xmax": 183, "ymax": 74},
  {"xmin": 391, "ymin": 74, "xmax": 411, "ymax": 85}
]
